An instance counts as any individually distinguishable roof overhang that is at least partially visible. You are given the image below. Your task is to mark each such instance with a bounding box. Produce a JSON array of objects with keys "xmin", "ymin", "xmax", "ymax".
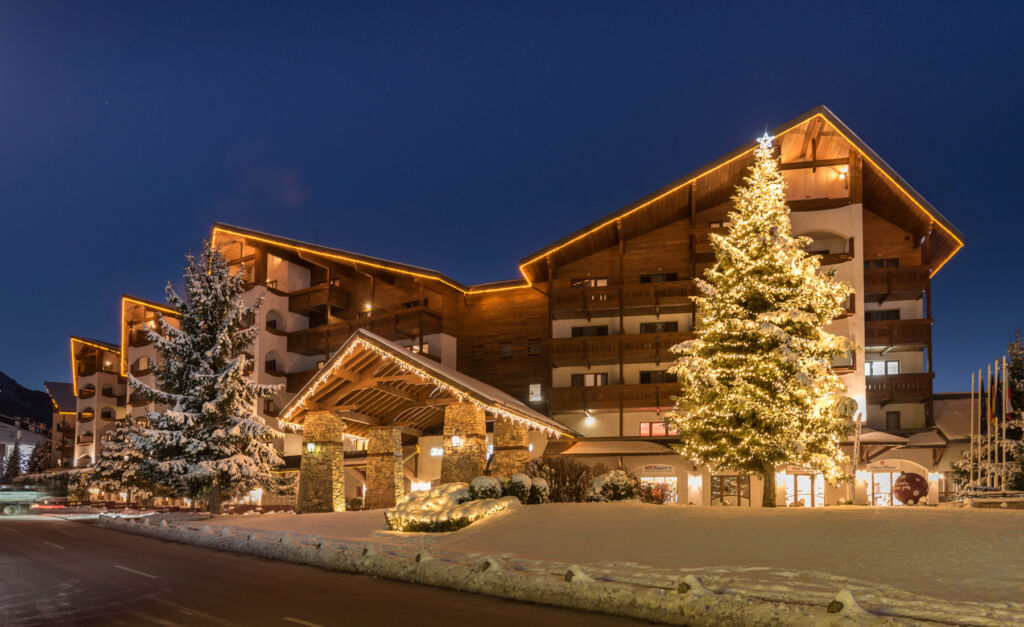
[{"xmin": 280, "ymin": 328, "xmax": 578, "ymax": 439}]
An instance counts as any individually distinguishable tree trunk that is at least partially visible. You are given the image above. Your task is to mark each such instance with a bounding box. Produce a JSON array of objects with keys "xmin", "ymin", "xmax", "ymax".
[
  {"xmin": 208, "ymin": 485, "xmax": 222, "ymax": 515},
  {"xmin": 762, "ymin": 467, "xmax": 777, "ymax": 508}
]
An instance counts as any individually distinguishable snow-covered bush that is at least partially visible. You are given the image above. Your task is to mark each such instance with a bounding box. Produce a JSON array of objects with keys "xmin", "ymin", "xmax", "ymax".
[
  {"xmin": 385, "ymin": 482, "xmax": 519, "ymax": 532},
  {"xmin": 525, "ymin": 457, "xmax": 610, "ymax": 502},
  {"xmin": 469, "ymin": 476, "xmax": 503, "ymax": 500},
  {"xmin": 347, "ymin": 496, "xmax": 363, "ymax": 511},
  {"xmin": 504, "ymin": 473, "xmax": 532, "ymax": 504},
  {"xmin": 528, "ymin": 477, "xmax": 550, "ymax": 504},
  {"xmin": 586, "ymin": 470, "xmax": 639, "ymax": 502}
]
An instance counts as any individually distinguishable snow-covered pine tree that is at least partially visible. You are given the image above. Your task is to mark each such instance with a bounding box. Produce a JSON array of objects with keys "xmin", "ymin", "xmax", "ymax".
[
  {"xmin": 1, "ymin": 440, "xmax": 23, "ymax": 483},
  {"xmin": 954, "ymin": 331, "xmax": 1024, "ymax": 490},
  {"xmin": 668, "ymin": 133, "xmax": 855, "ymax": 507},
  {"xmin": 130, "ymin": 240, "xmax": 286, "ymax": 513},
  {"xmin": 92, "ymin": 417, "xmax": 150, "ymax": 506},
  {"xmin": 26, "ymin": 441, "xmax": 51, "ymax": 475}
]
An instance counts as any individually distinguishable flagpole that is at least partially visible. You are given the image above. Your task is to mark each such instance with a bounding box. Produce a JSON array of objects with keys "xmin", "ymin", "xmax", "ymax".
[
  {"xmin": 987, "ymin": 364, "xmax": 993, "ymax": 487},
  {"xmin": 1002, "ymin": 355, "xmax": 1008, "ymax": 493},
  {"xmin": 970, "ymin": 371, "xmax": 975, "ymax": 488}
]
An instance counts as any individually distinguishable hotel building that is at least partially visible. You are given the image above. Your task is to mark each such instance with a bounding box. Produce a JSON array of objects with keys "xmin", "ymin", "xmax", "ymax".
[{"xmin": 63, "ymin": 106, "xmax": 966, "ymax": 509}]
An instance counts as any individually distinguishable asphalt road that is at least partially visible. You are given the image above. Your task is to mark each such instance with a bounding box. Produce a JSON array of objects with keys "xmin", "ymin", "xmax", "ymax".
[{"xmin": 0, "ymin": 515, "xmax": 648, "ymax": 627}]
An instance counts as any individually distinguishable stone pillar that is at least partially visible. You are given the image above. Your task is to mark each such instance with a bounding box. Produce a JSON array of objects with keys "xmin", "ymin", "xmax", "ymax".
[
  {"xmin": 440, "ymin": 402, "xmax": 487, "ymax": 484},
  {"xmin": 490, "ymin": 418, "xmax": 530, "ymax": 477},
  {"xmin": 365, "ymin": 426, "xmax": 404, "ymax": 509},
  {"xmin": 297, "ymin": 412, "xmax": 346, "ymax": 513}
]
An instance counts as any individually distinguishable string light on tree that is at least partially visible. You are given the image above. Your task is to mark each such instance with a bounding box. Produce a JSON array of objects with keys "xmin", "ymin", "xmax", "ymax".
[{"xmin": 668, "ymin": 133, "xmax": 855, "ymax": 507}]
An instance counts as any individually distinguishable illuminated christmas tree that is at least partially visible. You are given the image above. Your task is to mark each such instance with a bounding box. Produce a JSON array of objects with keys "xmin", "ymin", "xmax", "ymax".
[{"xmin": 668, "ymin": 134, "xmax": 854, "ymax": 506}]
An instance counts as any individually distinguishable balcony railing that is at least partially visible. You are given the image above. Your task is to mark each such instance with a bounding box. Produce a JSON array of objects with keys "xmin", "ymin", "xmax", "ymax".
[
  {"xmin": 287, "ymin": 306, "xmax": 443, "ymax": 355},
  {"xmin": 548, "ymin": 331, "xmax": 693, "ymax": 367},
  {"xmin": 76, "ymin": 434, "xmax": 94, "ymax": 445},
  {"xmin": 129, "ymin": 328, "xmax": 154, "ymax": 347},
  {"xmin": 288, "ymin": 283, "xmax": 350, "ymax": 315},
  {"xmin": 863, "ymin": 266, "xmax": 929, "ymax": 299},
  {"xmin": 548, "ymin": 383, "xmax": 678, "ymax": 413},
  {"xmin": 865, "ymin": 373, "xmax": 933, "ymax": 404},
  {"xmin": 77, "ymin": 411, "xmax": 95, "ymax": 423},
  {"xmin": 549, "ymin": 280, "xmax": 697, "ymax": 319},
  {"xmin": 78, "ymin": 386, "xmax": 96, "ymax": 399},
  {"xmin": 865, "ymin": 319, "xmax": 932, "ymax": 349}
]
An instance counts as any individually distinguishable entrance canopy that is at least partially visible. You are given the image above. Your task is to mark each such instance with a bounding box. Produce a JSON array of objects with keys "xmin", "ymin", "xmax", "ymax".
[{"xmin": 280, "ymin": 329, "xmax": 578, "ymax": 440}]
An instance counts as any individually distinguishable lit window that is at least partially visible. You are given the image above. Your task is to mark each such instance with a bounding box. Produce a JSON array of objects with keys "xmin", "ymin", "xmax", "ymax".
[
  {"xmin": 866, "ymin": 360, "xmax": 900, "ymax": 376},
  {"xmin": 571, "ymin": 373, "xmax": 608, "ymax": 387},
  {"xmin": 529, "ymin": 384, "xmax": 542, "ymax": 402},
  {"xmin": 570, "ymin": 277, "xmax": 608, "ymax": 288},
  {"xmin": 451, "ymin": 435, "xmax": 462, "ymax": 448},
  {"xmin": 429, "ymin": 447, "xmax": 443, "ymax": 457}
]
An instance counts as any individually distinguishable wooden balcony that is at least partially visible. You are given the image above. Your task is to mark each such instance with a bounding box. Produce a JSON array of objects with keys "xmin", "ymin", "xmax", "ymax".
[
  {"xmin": 288, "ymin": 283, "xmax": 350, "ymax": 315},
  {"xmin": 865, "ymin": 373, "xmax": 933, "ymax": 404},
  {"xmin": 548, "ymin": 383, "xmax": 678, "ymax": 413},
  {"xmin": 865, "ymin": 319, "xmax": 932, "ymax": 351},
  {"xmin": 78, "ymin": 386, "xmax": 96, "ymax": 399},
  {"xmin": 129, "ymin": 329, "xmax": 154, "ymax": 347},
  {"xmin": 548, "ymin": 332, "xmax": 693, "ymax": 367},
  {"xmin": 550, "ymin": 280, "xmax": 697, "ymax": 320},
  {"xmin": 76, "ymin": 434, "xmax": 94, "ymax": 446},
  {"xmin": 129, "ymin": 393, "xmax": 152, "ymax": 407},
  {"xmin": 287, "ymin": 306, "xmax": 444, "ymax": 355},
  {"xmin": 286, "ymin": 369, "xmax": 317, "ymax": 393},
  {"xmin": 864, "ymin": 266, "xmax": 929, "ymax": 302},
  {"xmin": 77, "ymin": 411, "xmax": 95, "ymax": 423}
]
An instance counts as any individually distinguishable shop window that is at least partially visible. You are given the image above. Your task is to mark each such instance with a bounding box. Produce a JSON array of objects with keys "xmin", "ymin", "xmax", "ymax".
[
  {"xmin": 710, "ymin": 475, "xmax": 750, "ymax": 506},
  {"xmin": 639, "ymin": 476, "xmax": 678, "ymax": 504},
  {"xmin": 640, "ymin": 321, "xmax": 678, "ymax": 334},
  {"xmin": 866, "ymin": 360, "xmax": 900, "ymax": 376},
  {"xmin": 571, "ymin": 373, "xmax": 608, "ymax": 387},
  {"xmin": 640, "ymin": 370, "xmax": 677, "ymax": 384},
  {"xmin": 570, "ymin": 277, "xmax": 608, "ymax": 288},
  {"xmin": 639, "ymin": 421, "xmax": 678, "ymax": 437},
  {"xmin": 783, "ymin": 473, "xmax": 824, "ymax": 507},
  {"xmin": 571, "ymin": 325, "xmax": 609, "ymax": 337},
  {"xmin": 639, "ymin": 272, "xmax": 678, "ymax": 283},
  {"xmin": 865, "ymin": 310, "xmax": 900, "ymax": 321}
]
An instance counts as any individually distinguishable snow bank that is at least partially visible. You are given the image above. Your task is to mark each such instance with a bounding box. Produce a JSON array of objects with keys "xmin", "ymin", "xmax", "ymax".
[{"xmin": 96, "ymin": 502, "xmax": 1024, "ymax": 625}]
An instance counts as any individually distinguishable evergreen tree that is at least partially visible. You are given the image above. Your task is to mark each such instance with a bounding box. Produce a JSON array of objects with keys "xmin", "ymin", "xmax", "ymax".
[
  {"xmin": 668, "ymin": 134, "xmax": 854, "ymax": 507},
  {"xmin": 93, "ymin": 417, "xmax": 150, "ymax": 506},
  {"xmin": 2, "ymin": 440, "xmax": 23, "ymax": 483},
  {"xmin": 130, "ymin": 240, "xmax": 286, "ymax": 513},
  {"xmin": 26, "ymin": 441, "xmax": 51, "ymax": 475}
]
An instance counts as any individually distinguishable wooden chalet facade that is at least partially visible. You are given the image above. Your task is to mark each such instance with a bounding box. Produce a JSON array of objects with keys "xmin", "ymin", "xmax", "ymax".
[{"xmin": 64, "ymin": 106, "xmax": 966, "ymax": 508}]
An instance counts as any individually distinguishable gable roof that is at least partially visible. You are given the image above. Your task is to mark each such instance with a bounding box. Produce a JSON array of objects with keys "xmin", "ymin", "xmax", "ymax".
[
  {"xmin": 281, "ymin": 328, "xmax": 578, "ymax": 438},
  {"xmin": 518, "ymin": 105, "xmax": 964, "ymax": 284},
  {"xmin": 44, "ymin": 382, "xmax": 76, "ymax": 413}
]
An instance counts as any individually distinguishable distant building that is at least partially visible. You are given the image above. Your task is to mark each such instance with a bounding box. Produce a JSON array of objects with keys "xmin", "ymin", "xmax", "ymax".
[{"xmin": 44, "ymin": 382, "xmax": 76, "ymax": 467}]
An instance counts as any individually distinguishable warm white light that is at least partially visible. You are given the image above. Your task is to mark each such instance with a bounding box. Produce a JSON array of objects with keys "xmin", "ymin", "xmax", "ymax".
[
  {"xmin": 451, "ymin": 435, "xmax": 462, "ymax": 448},
  {"xmin": 364, "ymin": 303, "xmax": 372, "ymax": 311},
  {"xmin": 584, "ymin": 413, "xmax": 596, "ymax": 427},
  {"xmin": 429, "ymin": 447, "xmax": 443, "ymax": 457},
  {"xmin": 306, "ymin": 442, "xmax": 315, "ymax": 453},
  {"xmin": 528, "ymin": 443, "xmax": 534, "ymax": 452},
  {"xmin": 410, "ymin": 481, "xmax": 432, "ymax": 492},
  {"xmin": 487, "ymin": 444, "xmax": 494, "ymax": 456}
]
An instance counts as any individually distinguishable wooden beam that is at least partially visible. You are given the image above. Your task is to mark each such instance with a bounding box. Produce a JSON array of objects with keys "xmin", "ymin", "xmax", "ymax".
[
  {"xmin": 372, "ymin": 384, "xmax": 419, "ymax": 403},
  {"xmin": 779, "ymin": 157, "xmax": 850, "ymax": 171}
]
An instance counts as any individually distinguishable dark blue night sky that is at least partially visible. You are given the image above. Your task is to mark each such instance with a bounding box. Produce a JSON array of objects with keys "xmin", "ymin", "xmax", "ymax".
[{"xmin": 1, "ymin": 1, "xmax": 1021, "ymax": 392}]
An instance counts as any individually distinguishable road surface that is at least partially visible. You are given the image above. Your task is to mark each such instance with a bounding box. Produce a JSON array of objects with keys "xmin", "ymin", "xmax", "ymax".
[{"xmin": 0, "ymin": 515, "xmax": 648, "ymax": 626}]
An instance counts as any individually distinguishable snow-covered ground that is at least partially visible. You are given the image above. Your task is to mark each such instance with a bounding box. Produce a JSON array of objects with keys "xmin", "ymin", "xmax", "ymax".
[{"xmin": 102, "ymin": 503, "xmax": 1024, "ymax": 625}]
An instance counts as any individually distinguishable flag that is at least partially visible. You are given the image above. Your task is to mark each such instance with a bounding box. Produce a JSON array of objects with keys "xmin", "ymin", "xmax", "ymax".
[{"xmin": 979, "ymin": 379, "xmax": 988, "ymax": 436}]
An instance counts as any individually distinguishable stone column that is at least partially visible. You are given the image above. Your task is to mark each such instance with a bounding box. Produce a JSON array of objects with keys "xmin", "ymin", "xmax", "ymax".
[
  {"xmin": 490, "ymin": 418, "xmax": 530, "ymax": 477},
  {"xmin": 440, "ymin": 402, "xmax": 487, "ymax": 483},
  {"xmin": 365, "ymin": 426, "xmax": 404, "ymax": 509},
  {"xmin": 297, "ymin": 412, "xmax": 346, "ymax": 513}
]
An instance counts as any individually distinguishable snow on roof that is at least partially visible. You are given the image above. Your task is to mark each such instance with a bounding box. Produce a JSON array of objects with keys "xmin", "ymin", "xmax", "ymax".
[
  {"xmin": 284, "ymin": 329, "xmax": 579, "ymax": 437},
  {"xmin": 560, "ymin": 440, "xmax": 674, "ymax": 456},
  {"xmin": 933, "ymin": 395, "xmax": 972, "ymax": 440},
  {"xmin": 906, "ymin": 430, "xmax": 947, "ymax": 447},
  {"xmin": 856, "ymin": 428, "xmax": 909, "ymax": 445}
]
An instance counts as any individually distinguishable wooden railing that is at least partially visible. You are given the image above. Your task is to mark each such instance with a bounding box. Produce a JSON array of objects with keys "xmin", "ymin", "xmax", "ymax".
[
  {"xmin": 549, "ymin": 280, "xmax": 697, "ymax": 318},
  {"xmin": 77, "ymin": 411, "xmax": 95, "ymax": 423},
  {"xmin": 78, "ymin": 386, "xmax": 96, "ymax": 399},
  {"xmin": 288, "ymin": 283, "xmax": 350, "ymax": 314},
  {"xmin": 865, "ymin": 373, "xmax": 933, "ymax": 404},
  {"xmin": 76, "ymin": 434, "xmax": 94, "ymax": 445},
  {"xmin": 548, "ymin": 383, "xmax": 678, "ymax": 412},
  {"xmin": 864, "ymin": 266, "xmax": 929, "ymax": 297},
  {"xmin": 129, "ymin": 329, "xmax": 154, "ymax": 347},
  {"xmin": 865, "ymin": 319, "xmax": 932, "ymax": 348},
  {"xmin": 548, "ymin": 331, "xmax": 693, "ymax": 367},
  {"xmin": 287, "ymin": 306, "xmax": 443, "ymax": 355}
]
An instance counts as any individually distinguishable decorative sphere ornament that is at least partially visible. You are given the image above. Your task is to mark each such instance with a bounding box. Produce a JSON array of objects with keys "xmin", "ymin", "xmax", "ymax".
[{"xmin": 892, "ymin": 473, "xmax": 928, "ymax": 505}]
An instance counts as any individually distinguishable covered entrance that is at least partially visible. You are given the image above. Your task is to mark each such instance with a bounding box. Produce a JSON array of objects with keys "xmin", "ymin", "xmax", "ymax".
[{"xmin": 279, "ymin": 329, "xmax": 576, "ymax": 513}]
